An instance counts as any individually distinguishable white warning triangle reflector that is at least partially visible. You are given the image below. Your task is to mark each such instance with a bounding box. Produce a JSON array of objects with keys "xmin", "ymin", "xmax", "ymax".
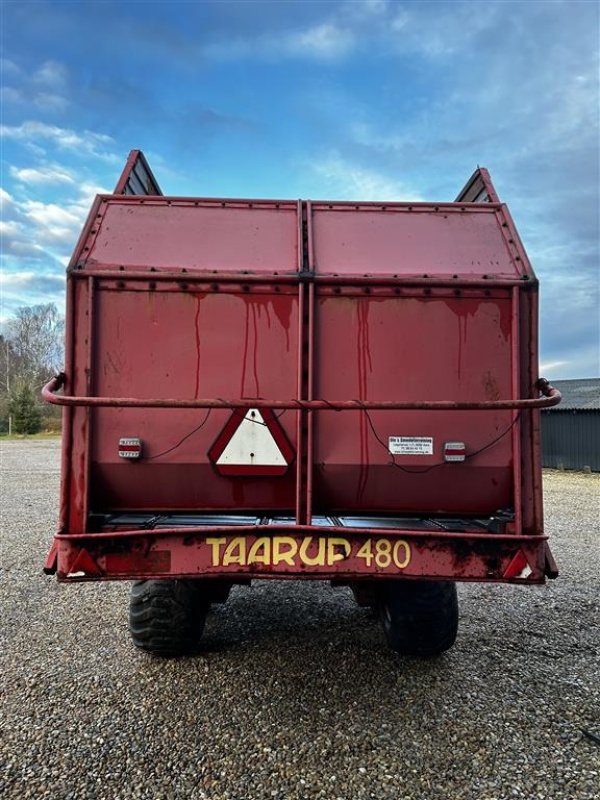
[
  {"xmin": 208, "ymin": 407, "xmax": 295, "ymax": 476},
  {"xmin": 219, "ymin": 409, "xmax": 286, "ymax": 466}
]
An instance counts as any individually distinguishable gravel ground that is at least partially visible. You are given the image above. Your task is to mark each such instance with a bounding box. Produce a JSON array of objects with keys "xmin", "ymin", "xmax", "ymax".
[{"xmin": 1, "ymin": 438, "xmax": 599, "ymax": 800}]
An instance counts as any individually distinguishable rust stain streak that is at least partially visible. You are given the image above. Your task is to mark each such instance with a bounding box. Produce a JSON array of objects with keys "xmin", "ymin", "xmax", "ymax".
[
  {"xmin": 356, "ymin": 300, "xmax": 372, "ymax": 502},
  {"xmin": 251, "ymin": 301, "xmax": 260, "ymax": 396},
  {"xmin": 241, "ymin": 299, "xmax": 250, "ymax": 397}
]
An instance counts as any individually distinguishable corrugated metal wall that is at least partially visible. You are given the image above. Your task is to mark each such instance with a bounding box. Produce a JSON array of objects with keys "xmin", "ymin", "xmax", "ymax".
[{"xmin": 541, "ymin": 411, "xmax": 600, "ymax": 471}]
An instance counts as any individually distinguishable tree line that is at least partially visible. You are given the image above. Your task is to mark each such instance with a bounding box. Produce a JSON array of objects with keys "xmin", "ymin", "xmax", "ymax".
[{"xmin": 0, "ymin": 304, "xmax": 64, "ymax": 435}]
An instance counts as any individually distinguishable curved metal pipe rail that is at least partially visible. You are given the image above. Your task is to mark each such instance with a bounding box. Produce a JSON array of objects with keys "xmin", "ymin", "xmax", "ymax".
[{"xmin": 43, "ymin": 374, "xmax": 561, "ymax": 412}]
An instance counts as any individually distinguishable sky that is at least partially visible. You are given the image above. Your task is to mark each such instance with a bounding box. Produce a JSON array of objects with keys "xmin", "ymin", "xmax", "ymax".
[{"xmin": 0, "ymin": 0, "xmax": 598, "ymax": 378}]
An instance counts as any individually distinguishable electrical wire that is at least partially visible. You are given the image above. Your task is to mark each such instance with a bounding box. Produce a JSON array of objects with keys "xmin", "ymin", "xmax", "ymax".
[
  {"xmin": 144, "ymin": 408, "xmax": 286, "ymax": 460},
  {"xmin": 462, "ymin": 412, "xmax": 522, "ymax": 460},
  {"xmin": 145, "ymin": 409, "xmax": 212, "ymax": 460},
  {"xmin": 144, "ymin": 403, "xmax": 517, "ymax": 468},
  {"xmin": 246, "ymin": 409, "xmax": 287, "ymax": 426},
  {"xmin": 363, "ymin": 409, "xmax": 521, "ymax": 474}
]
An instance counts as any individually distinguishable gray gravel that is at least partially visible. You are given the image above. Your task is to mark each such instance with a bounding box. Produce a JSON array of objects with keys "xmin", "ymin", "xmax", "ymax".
[{"xmin": 1, "ymin": 438, "xmax": 599, "ymax": 800}]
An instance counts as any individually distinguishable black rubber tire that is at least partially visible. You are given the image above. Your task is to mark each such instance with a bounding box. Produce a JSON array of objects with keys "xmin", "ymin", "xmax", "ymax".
[
  {"xmin": 378, "ymin": 580, "xmax": 458, "ymax": 657},
  {"xmin": 129, "ymin": 579, "xmax": 209, "ymax": 657},
  {"xmin": 349, "ymin": 581, "xmax": 379, "ymax": 608},
  {"xmin": 206, "ymin": 580, "xmax": 232, "ymax": 605}
]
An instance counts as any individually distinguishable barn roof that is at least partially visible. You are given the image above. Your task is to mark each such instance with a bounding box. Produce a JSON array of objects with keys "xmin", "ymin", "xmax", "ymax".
[{"xmin": 545, "ymin": 378, "xmax": 600, "ymax": 411}]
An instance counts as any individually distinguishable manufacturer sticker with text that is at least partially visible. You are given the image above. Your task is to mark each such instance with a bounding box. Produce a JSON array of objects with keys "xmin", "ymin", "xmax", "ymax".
[{"xmin": 388, "ymin": 436, "xmax": 434, "ymax": 456}]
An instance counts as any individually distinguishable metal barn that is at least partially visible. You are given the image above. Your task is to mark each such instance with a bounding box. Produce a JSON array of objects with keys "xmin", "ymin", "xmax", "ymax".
[{"xmin": 542, "ymin": 379, "xmax": 600, "ymax": 471}]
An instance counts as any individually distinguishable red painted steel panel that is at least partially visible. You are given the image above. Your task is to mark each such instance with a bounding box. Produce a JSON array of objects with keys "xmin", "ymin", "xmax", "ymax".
[
  {"xmin": 86, "ymin": 200, "xmax": 300, "ymax": 272},
  {"xmin": 310, "ymin": 205, "xmax": 522, "ymax": 277},
  {"xmin": 313, "ymin": 293, "xmax": 514, "ymax": 514},
  {"xmin": 90, "ymin": 286, "xmax": 299, "ymax": 511}
]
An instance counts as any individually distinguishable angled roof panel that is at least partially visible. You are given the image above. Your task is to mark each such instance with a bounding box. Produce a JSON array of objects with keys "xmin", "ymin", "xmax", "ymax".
[{"xmin": 544, "ymin": 379, "xmax": 600, "ymax": 411}]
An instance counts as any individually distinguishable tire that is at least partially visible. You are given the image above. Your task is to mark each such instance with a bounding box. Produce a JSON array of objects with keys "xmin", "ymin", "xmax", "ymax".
[
  {"xmin": 206, "ymin": 580, "xmax": 232, "ymax": 605},
  {"xmin": 129, "ymin": 579, "xmax": 209, "ymax": 657},
  {"xmin": 378, "ymin": 580, "xmax": 458, "ymax": 657},
  {"xmin": 349, "ymin": 581, "xmax": 379, "ymax": 608}
]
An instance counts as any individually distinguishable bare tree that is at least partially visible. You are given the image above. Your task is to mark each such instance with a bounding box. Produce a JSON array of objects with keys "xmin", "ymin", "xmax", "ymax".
[
  {"xmin": 0, "ymin": 304, "xmax": 65, "ymax": 433},
  {"xmin": 3, "ymin": 303, "xmax": 65, "ymax": 390},
  {"xmin": 0, "ymin": 335, "xmax": 16, "ymax": 395}
]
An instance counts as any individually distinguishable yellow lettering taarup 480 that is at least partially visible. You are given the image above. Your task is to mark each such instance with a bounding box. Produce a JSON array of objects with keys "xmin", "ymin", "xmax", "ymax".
[{"xmin": 42, "ymin": 150, "xmax": 561, "ymax": 658}]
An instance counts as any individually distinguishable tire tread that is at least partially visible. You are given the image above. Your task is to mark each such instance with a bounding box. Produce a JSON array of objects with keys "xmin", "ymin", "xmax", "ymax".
[
  {"xmin": 129, "ymin": 579, "xmax": 207, "ymax": 657},
  {"xmin": 379, "ymin": 580, "xmax": 458, "ymax": 657}
]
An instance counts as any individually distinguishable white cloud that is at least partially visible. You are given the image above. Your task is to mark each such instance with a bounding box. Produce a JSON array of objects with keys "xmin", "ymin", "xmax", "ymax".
[
  {"xmin": 350, "ymin": 122, "xmax": 412, "ymax": 153},
  {"xmin": 0, "ymin": 58, "xmax": 21, "ymax": 77},
  {"xmin": 78, "ymin": 181, "xmax": 111, "ymax": 199},
  {"xmin": 206, "ymin": 20, "xmax": 356, "ymax": 62},
  {"xmin": 10, "ymin": 164, "xmax": 75, "ymax": 185},
  {"xmin": 1, "ymin": 146, "xmax": 110, "ymax": 315},
  {"xmin": 388, "ymin": 2, "xmax": 501, "ymax": 58},
  {"xmin": 0, "ymin": 208, "xmax": 52, "ymax": 258},
  {"xmin": 1, "ymin": 174, "xmax": 110, "ymax": 263},
  {"xmin": 284, "ymin": 23, "xmax": 355, "ymax": 60},
  {"xmin": 0, "ymin": 175, "xmax": 99, "ymax": 317},
  {"xmin": 390, "ymin": 9, "xmax": 409, "ymax": 33},
  {"xmin": 1, "ymin": 59, "xmax": 71, "ymax": 117},
  {"xmin": 0, "ymin": 86, "xmax": 24, "ymax": 105},
  {"xmin": 0, "ymin": 121, "xmax": 117, "ymax": 162},
  {"xmin": 310, "ymin": 153, "xmax": 422, "ymax": 201},
  {"xmin": 200, "ymin": 0, "xmax": 495, "ymax": 63},
  {"xmin": 0, "ymin": 219, "xmax": 24, "ymax": 237},
  {"xmin": 358, "ymin": 0, "xmax": 388, "ymax": 15},
  {"xmin": 20, "ymin": 199, "xmax": 83, "ymax": 230},
  {"xmin": 0, "ymin": 272, "xmax": 67, "ymax": 321},
  {"xmin": 33, "ymin": 60, "xmax": 68, "ymax": 88},
  {"xmin": 34, "ymin": 92, "xmax": 70, "ymax": 113},
  {"xmin": 0, "ymin": 187, "xmax": 15, "ymax": 209},
  {"xmin": 0, "ymin": 271, "xmax": 64, "ymax": 289},
  {"xmin": 539, "ymin": 360, "xmax": 569, "ymax": 375}
]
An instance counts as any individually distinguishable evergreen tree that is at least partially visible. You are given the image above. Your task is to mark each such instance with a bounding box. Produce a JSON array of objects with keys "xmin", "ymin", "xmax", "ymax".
[{"xmin": 10, "ymin": 384, "xmax": 42, "ymax": 435}]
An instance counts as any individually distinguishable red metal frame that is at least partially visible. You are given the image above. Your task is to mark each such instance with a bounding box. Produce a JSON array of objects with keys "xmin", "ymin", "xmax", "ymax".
[
  {"xmin": 44, "ymin": 154, "xmax": 560, "ymax": 586},
  {"xmin": 51, "ymin": 525, "xmax": 553, "ymax": 584},
  {"xmin": 67, "ymin": 270, "xmax": 532, "ymax": 287},
  {"xmin": 511, "ymin": 285, "xmax": 523, "ymax": 534}
]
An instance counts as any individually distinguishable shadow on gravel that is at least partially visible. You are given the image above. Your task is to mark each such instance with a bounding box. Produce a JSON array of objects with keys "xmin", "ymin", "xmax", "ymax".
[
  {"xmin": 200, "ymin": 580, "xmax": 379, "ymax": 649},
  {"xmin": 165, "ymin": 580, "xmax": 459, "ymax": 698}
]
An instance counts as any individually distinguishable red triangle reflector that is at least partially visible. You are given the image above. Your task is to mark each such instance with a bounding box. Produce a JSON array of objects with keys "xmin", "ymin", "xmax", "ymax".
[
  {"xmin": 66, "ymin": 548, "xmax": 102, "ymax": 578},
  {"xmin": 208, "ymin": 408, "xmax": 295, "ymax": 477},
  {"xmin": 503, "ymin": 549, "xmax": 533, "ymax": 580}
]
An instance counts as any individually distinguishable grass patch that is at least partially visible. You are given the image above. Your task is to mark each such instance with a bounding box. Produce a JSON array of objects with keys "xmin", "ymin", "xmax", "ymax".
[{"xmin": 0, "ymin": 431, "xmax": 62, "ymax": 440}]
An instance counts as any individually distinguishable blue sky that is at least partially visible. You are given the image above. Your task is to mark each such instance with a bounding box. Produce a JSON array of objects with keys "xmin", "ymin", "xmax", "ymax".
[{"xmin": 1, "ymin": 0, "xmax": 598, "ymax": 378}]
